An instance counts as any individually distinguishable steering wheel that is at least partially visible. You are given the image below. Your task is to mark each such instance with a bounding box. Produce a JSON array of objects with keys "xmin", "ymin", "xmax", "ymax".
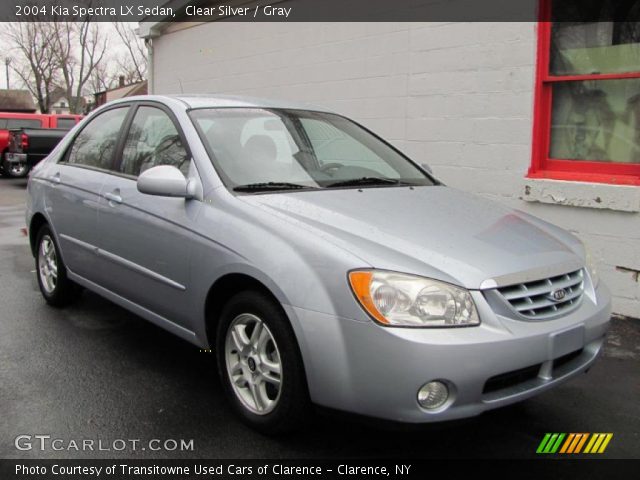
[{"xmin": 319, "ymin": 162, "xmax": 344, "ymax": 175}]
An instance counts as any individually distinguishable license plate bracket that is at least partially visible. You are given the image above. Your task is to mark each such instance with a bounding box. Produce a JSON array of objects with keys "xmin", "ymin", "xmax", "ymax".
[{"xmin": 5, "ymin": 153, "xmax": 27, "ymax": 164}]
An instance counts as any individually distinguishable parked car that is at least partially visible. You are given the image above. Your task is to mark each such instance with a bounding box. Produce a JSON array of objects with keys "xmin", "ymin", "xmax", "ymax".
[
  {"xmin": 26, "ymin": 95, "xmax": 611, "ymax": 433},
  {"xmin": 5, "ymin": 128, "xmax": 71, "ymax": 178},
  {"xmin": 1, "ymin": 113, "xmax": 82, "ymax": 178}
]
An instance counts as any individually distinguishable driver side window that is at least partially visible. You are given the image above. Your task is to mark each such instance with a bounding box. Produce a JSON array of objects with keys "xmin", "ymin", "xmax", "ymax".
[{"xmin": 120, "ymin": 106, "xmax": 189, "ymax": 177}]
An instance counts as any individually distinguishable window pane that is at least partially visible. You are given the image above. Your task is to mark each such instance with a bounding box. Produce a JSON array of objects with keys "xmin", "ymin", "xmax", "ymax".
[
  {"xmin": 190, "ymin": 108, "xmax": 433, "ymax": 189},
  {"xmin": 300, "ymin": 118, "xmax": 398, "ymax": 178},
  {"xmin": 196, "ymin": 109, "xmax": 319, "ymax": 185},
  {"xmin": 549, "ymin": 78, "xmax": 640, "ymax": 163},
  {"xmin": 7, "ymin": 119, "xmax": 42, "ymax": 129},
  {"xmin": 120, "ymin": 107, "xmax": 189, "ymax": 177},
  {"xmin": 66, "ymin": 108, "xmax": 128, "ymax": 169},
  {"xmin": 56, "ymin": 118, "xmax": 77, "ymax": 130},
  {"xmin": 550, "ymin": 0, "xmax": 640, "ymax": 75}
]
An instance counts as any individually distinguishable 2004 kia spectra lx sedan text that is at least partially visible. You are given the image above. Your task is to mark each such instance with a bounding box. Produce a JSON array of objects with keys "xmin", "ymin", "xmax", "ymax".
[{"xmin": 26, "ymin": 95, "xmax": 611, "ymax": 433}]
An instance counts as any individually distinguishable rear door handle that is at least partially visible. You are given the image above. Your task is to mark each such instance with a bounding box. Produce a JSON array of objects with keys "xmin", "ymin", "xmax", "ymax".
[
  {"xmin": 104, "ymin": 191, "xmax": 122, "ymax": 205},
  {"xmin": 51, "ymin": 172, "xmax": 61, "ymax": 184}
]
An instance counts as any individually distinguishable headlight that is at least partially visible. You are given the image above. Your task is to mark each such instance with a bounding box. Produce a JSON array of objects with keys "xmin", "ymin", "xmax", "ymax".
[
  {"xmin": 348, "ymin": 270, "xmax": 480, "ymax": 327},
  {"xmin": 584, "ymin": 245, "xmax": 599, "ymax": 288}
]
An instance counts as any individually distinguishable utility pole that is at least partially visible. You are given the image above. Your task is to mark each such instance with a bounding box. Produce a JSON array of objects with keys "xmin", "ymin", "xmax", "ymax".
[{"xmin": 4, "ymin": 57, "xmax": 11, "ymax": 89}]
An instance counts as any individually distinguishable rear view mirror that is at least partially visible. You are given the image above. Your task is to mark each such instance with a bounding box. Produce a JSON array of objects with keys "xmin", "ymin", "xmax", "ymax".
[{"xmin": 137, "ymin": 165, "xmax": 196, "ymax": 198}]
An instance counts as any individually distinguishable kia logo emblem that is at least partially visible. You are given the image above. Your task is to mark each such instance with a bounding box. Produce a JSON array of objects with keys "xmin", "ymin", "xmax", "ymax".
[{"xmin": 550, "ymin": 289, "xmax": 567, "ymax": 302}]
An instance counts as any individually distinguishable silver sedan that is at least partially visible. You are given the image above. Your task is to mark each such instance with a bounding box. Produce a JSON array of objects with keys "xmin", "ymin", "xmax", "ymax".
[{"xmin": 26, "ymin": 95, "xmax": 611, "ymax": 433}]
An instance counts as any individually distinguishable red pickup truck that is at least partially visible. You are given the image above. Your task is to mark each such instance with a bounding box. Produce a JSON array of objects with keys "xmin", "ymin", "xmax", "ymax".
[{"xmin": 1, "ymin": 113, "xmax": 82, "ymax": 177}]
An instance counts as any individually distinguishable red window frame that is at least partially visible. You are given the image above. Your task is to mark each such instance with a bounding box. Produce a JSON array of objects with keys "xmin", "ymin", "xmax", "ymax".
[{"xmin": 528, "ymin": 0, "xmax": 640, "ymax": 186}]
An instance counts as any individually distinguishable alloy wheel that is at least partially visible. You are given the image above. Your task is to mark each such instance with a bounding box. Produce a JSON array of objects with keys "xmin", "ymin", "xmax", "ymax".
[
  {"xmin": 224, "ymin": 313, "xmax": 283, "ymax": 415},
  {"xmin": 38, "ymin": 235, "xmax": 58, "ymax": 294}
]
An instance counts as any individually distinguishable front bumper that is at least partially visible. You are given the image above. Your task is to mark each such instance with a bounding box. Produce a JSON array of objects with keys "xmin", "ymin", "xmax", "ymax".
[{"xmin": 289, "ymin": 281, "xmax": 611, "ymax": 423}]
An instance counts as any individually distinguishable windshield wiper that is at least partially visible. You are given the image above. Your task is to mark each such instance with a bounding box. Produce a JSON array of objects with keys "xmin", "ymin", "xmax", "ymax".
[
  {"xmin": 326, "ymin": 177, "xmax": 412, "ymax": 188},
  {"xmin": 233, "ymin": 182, "xmax": 314, "ymax": 192}
]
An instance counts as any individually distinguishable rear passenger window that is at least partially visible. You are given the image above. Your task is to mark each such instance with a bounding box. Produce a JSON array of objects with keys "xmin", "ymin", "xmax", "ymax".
[
  {"xmin": 64, "ymin": 108, "xmax": 128, "ymax": 170},
  {"xmin": 120, "ymin": 106, "xmax": 189, "ymax": 177}
]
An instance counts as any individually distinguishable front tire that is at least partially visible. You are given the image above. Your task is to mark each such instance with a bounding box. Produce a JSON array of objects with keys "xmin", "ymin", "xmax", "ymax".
[
  {"xmin": 216, "ymin": 290, "xmax": 309, "ymax": 434},
  {"xmin": 35, "ymin": 225, "xmax": 81, "ymax": 307}
]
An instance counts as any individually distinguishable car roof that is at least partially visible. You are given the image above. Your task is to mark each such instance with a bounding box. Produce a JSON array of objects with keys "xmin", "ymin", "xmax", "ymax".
[{"xmin": 114, "ymin": 94, "xmax": 336, "ymax": 113}]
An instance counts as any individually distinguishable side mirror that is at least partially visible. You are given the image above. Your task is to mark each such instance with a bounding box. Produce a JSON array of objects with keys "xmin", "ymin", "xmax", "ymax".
[
  {"xmin": 137, "ymin": 165, "xmax": 195, "ymax": 198},
  {"xmin": 421, "ymin": 163, "xmax": 433, "ymax": 175}
]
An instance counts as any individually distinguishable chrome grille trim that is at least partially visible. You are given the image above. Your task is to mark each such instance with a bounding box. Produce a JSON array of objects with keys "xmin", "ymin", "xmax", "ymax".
[{"xmin": 496, "ymin": 269, "xmax": 584, "ymax": 319}]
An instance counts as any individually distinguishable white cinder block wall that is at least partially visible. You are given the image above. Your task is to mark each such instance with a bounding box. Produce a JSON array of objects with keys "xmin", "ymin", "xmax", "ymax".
[{"xmin": 152, "ymin": 22, "xmax": 640, "ymax": 318}]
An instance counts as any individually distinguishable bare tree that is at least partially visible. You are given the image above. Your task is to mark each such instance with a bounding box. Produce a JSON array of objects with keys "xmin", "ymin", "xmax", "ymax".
[
  {"xmin": 4, "ymin": 22, "xmax": 59, "ymax": 113},
  {"xmin": 4, "ymin": 19, "xmax": 144, "ymax": 114},
  {"xmin": 53, "ymin": 20, "xmax": 107, "ymax": 114},
  {"xmin": 113, "ymin": 22, "xmax": 147, "ymax": 84},
  {"xmin": 88, "ymin": 60, "xmax": 113, "ymax": 94}
]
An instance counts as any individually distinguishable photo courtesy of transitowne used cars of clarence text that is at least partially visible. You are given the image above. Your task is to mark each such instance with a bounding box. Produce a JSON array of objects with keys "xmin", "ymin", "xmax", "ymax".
[{"xmin": 25, "ymin": 95, "xmax": 610, "ymax": 434}]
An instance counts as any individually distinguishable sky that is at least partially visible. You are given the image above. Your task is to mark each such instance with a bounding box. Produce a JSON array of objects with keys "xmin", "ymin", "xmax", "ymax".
[{"xmin": 0, "ymin": 22, "xmax": 139, "ymax": 90}]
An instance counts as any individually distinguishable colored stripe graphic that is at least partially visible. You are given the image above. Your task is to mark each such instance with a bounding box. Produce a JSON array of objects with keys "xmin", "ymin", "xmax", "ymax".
[
  {"xmin": 567, "ymin": 433, "xmax": 583, "ymax": 453},
  {"xmin": 536, "ymin": 433, "xmax": 566, "ymax": 454},
  {"xmin": 584, "ymin": 433, "xmax": 614, "ymax": 454},
  {"xmin": 574, "ymin": 433, "xmax": 589, "ymax": 453},
  {"xmin": 597, "ymin": 434, "xmax": 613, "ymax": 453},
  {"xmin": 537, "ymin": 433, "xmax": 613, "ymax": 454},
  {"xmin": 584, "ymin": 434, "xmax": 599, "ymax": 453},
  {"xmin": 536, "ymin": 433, "xmax": 552, "ymax": 454},
  {"xmin": 550, "ymin": 433, "xmax": 565, "ymax": 453},
  {"xmin": 592, "ymin": 434, "xmax": 606, "ymax": 452},
  {"xmin": 543, "ymin": 433, "xmax": 559, "ymax": 453},
  {"xmin": 559, "ymin": 433, "xmax": 575, "ymax": 453}
]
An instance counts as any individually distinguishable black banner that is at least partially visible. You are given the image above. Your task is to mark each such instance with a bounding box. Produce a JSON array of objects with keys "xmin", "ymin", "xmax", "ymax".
[
  {"xmin": 2, "ymin": 0, "xmax": 640, "ymax": 22},
  {"xmin": 1, "ymin": 459, "xmax": 638, "ymax": 480}
]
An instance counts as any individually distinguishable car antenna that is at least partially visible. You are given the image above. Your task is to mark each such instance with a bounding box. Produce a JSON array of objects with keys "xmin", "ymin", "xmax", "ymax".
[{"xmin": 178, "ymin": 78, "xmax": 184, "ymax": 94}]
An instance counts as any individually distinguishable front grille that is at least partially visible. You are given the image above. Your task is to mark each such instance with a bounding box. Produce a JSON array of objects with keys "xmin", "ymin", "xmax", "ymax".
[{"xmin": 497, "ymin": 269, "xmax": 584, "ymax": 319}]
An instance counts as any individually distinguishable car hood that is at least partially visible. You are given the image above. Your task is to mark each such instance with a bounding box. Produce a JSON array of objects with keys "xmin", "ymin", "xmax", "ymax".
[{"xmin": 239, "ymin": 186, "xmax": 584, "ymax": 289}]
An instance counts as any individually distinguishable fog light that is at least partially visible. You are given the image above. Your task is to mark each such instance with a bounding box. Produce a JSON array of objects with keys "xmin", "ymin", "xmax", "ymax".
[{"xmin": 417, "ymin": 381, "xmax": 449, "ymax": 409}]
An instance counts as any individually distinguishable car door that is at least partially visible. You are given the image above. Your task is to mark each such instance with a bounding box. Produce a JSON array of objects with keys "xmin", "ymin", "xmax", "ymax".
[
  {"xmin": 46, "ymin": 106, "xmax": 130, "ymax": 280},
  {"xmin": 93, "ymin": 104, "xmax": 202, "ymax": 330}
]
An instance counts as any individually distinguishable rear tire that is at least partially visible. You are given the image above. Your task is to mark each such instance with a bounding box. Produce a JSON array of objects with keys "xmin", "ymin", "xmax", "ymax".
[
  {"xmin": 35, "ymin": 225, "xmax": 81, "ymax": 307},
  {"xmin": 216, "ymin": 290, "xmax": 310, "ymax": 434}
]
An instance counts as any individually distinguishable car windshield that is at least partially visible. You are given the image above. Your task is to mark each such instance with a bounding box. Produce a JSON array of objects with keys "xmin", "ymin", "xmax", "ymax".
[{"xmin": 189, "ymin": 108, "xmax": 435, "ymax": 192}]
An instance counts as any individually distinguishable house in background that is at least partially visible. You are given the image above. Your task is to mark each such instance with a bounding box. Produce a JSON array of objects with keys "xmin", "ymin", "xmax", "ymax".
[
  {"xmin": 48, "ymin": 87, "xmax": 87, "ymax": 115},
  {"xmin": 94, "ymin": 76, "xmax": 148, "ymax": 109},
  {"xmin": 139, "ymin": 0, "xmax": 640, "ymax": 318},
  {"xmin": 0, "ymin": 89, "xmax": 36, "ymax": 113}
]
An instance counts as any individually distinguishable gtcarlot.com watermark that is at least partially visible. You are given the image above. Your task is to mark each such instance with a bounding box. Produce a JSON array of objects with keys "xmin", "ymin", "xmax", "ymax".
[{"xmin": 15, "ymin": 434, "xmax": 194, "ymax": 452}]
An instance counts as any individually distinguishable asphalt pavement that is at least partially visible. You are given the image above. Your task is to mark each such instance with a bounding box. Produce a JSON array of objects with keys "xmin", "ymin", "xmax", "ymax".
[{"xmin": 0, "ymin": 176, "xmax": 638, "ymax": 459}]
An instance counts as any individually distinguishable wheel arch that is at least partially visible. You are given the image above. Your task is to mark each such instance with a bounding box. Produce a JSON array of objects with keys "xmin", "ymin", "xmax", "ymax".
[
  {"xmin": 204, "ymin": 272, "xmax": 289, "ymax": 348},
  {"xmin": 28, "ymin": 212, "xmax": 49, "ymax": 257},
  {"xmin": 203, "ymin": 271, "xmax": 315, "ymax": 415}
]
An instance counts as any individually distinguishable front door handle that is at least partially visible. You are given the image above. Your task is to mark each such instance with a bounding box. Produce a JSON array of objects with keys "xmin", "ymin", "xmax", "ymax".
[
  {"xmin": 104, "ymin": 191, "xmax": 122, "ymax": 205},
  {"xmin": 51, "ymin": 172, "xmax": 61, "ymax": 184}
]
